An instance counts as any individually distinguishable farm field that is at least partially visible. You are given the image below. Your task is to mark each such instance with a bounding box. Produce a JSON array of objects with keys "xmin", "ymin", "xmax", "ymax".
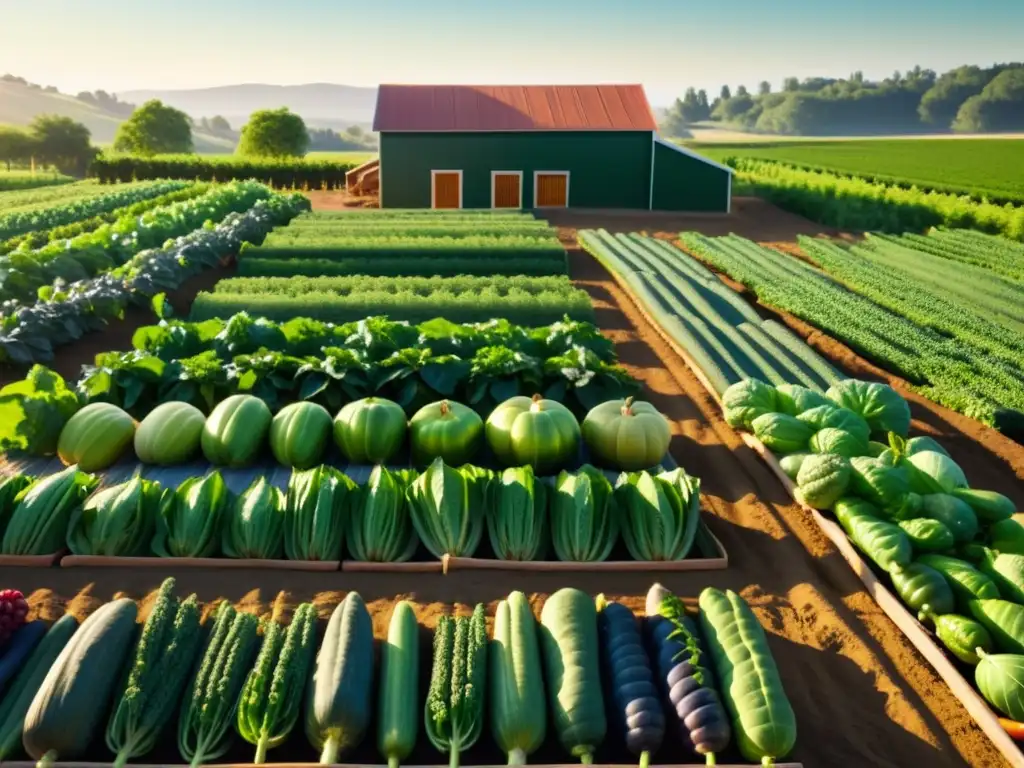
[
  {"xmin": 691, "ymin": 138, "xmax": 1024, "ymax": 204},
  {"xmin": 0, "ymin": 169, "xmax": 74, "ymax": 191},
  {"xmin": 1, "ymin": 182, "xmax": 1023, "ymax": 768},
  {"xmin": 678, "ymin": 230, "xmax": 1024, "ymax": 432}
]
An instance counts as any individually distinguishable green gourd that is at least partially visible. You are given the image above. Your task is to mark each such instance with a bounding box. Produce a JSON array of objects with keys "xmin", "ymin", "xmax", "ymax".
[
  {"xmin": 897, "ymin": 518, "xmax": 954, "ymax": 553},
  {"xmin": 539, "ymin": 588, "xmax": 607, "ymax": 763},
  {"xmin": 888, "ymin": 562, "xmax": 955, "ymax": 618},
  {"xmin": 698, "ymin": 588, "xmax": 797, "ymax": 765},
  {"xmin": 969, "ymin": 600, "xmax": 1024, "ymax": 655},
  {"xmin": 378, "ymin": 601, "xmax": 420, "ymax": 768},
  {"xmin": 917, "ymin": 554, "xmax": 1001, "ymax": 611},
  {"xmin": 967, "ymin": 545, "xmax": 1024, "ymax": 604},
  {"xmin": 834, "ymin": 498, "xmax": 912, "ymax": 572},
  {"xmin": 918, "ymin": 605, "xmax": 993, "ymax": 664}
]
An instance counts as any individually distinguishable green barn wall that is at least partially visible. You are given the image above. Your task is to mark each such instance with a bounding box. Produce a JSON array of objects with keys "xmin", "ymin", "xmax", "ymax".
[
  {"xmin": 651, "ymin": 141, "xmax": 731, "ymax": 212},
  {"xmin": 379, "ymin": 131, "xmax": 653, "ymax": 209}
]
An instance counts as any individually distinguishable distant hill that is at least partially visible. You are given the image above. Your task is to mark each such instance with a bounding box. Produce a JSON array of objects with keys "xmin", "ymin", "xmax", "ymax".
[
  {"xmin": 0, "ymin": 80, "xmax": 235, "ymax": 152},
  {"xmin": 120, "ymin": 83, "xmax": 379, "ymax": 130}
]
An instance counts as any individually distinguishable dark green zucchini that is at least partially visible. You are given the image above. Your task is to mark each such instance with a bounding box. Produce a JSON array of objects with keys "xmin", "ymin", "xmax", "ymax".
[{"xmin": 888, "ymin": 562, "xmax": 955, "ymax": 618}]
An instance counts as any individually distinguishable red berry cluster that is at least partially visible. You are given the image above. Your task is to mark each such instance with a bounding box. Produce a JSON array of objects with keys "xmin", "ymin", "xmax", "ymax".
[{"xmin": 0, "ymin": 589, "xmax": 28, "ymax": 644}]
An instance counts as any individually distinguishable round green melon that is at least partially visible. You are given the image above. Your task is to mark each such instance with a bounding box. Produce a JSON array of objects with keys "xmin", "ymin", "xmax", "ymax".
[
  {"xmin": 57, "ymin": 402, "xmax": 137, "ymax": 472},
  {"xmin": 270, "ymin": 401, "xmax": 332, "ymax": 469},
  {"xmin": 409, "ymin": 399, "xmax": 483, "ymax": 467},
  {"xmin": 134, "ymin": 401, "xmax": 206, "ymax": 465},
  {"xmin": 201, "ymin": 394, "xmax": 272, "ymax": 467},
  {"xmin": 581, "ymin": 397, "xmax": 671, "ymax": 471},
  {"xmin": 485, "ymin": 394, "xmax": 580, "ymax": 473},
  {"xmin": 333, "ymin": 397, "xmax": 407, "ymax": 464}
]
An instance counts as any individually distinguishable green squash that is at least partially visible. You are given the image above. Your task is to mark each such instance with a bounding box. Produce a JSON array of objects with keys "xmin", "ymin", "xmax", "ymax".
[
  {"xmin": 201, "ymin": 394, "xmax": 272, "ymax": 468},
  {"xmin": 990, "ymin": 515, "xmax": 1024, "ymax": 555},
  {"xmin": 580, "ymin": 397, "xmax": 670, "ymax": 471},
  {"xmin": 834, "ymin": 497, "xmax": 911, "ymax": 572},
  {"xmin": 918, "ymin": 606, "xmax": 992, "ymax": 665},
  {"xmin": 953, "ymin": 488, "xmax": 1015, "ymax": 524},
  {"xmin": 796, "ymin": 454, "xmax": 851, "ymax": 510},
  {"xmin": 779, "ymin": 453, "xmax": 810, "ymax": 481},
  {"xmin": 917, "ymin": 554, "xmax": 1001, "ymax": 611},
  {"xmin": 409, "ymin": 400, "xmax": 483, "ymax": 467},
  {"xmin": 921, "ymin": 494, "xmax": 978, "ymax": 544},
  {"xmin": 134, "ymin": 401, "xmax": 205, "ymax": 465},
  {"xmin": 888, "ymin": 561, "xmax": 955, "ymax": 617},
  {"xmin": 969, "ymin": 599, "xmax": 1024, "ymax": 655},
  {"xmin": 751, "ymin": 413, "xmax": 813, "ymax": 454},
  {"xmin": 897, "ymin": 518, "xmax": 955, "ymax": 553},
  {"xmin": 969, "ymin": 545, "xmax": 1024, "ymax": 604},
  {"xmin": 333, "ymin": 397, "xmax": 408, "ymax": 465},
  {"xmin": 57, "ymin": 403, "xmax": 136, "ymax": 472},
  {"xmin": 488, "ymin": 394, "xmax": 581, "ymax": 473},
  {"xmin": 269, "ymin": 402, "xmax": 332, "ymax": 469}
]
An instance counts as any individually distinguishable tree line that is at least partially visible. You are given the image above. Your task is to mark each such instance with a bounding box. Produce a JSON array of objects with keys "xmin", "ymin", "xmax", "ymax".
[
  {"xmin": 0, "ymin": 93, "xmax": 377, "ymax": 175},
  {"xmin": 661, "ymin": 62, "xmax": 1024, "ymax": 136}
]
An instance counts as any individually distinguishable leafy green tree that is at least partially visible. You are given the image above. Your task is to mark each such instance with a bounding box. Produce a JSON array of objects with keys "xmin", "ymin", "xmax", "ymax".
[
  {"xmin": 209, "ymin": 115, "xmax": 232, "ymax": 134},
  {"xmin": 758, "ymin": 81, "xmax": 772, "ymax": 95},
  {"xmin": 113, "ymin": 100, "xmax": 193, "ymax": 155},
  {"xmin": 696, "ymin": 89, "xmax": 710, "ymax": 117},
  {"xmin": 919, "ymin": 65, "xmax": 993, "ymax": 126},
  {"xmin": 0, "ymin": 126, "xmax": 36, "ymax": 170},
  {"xmin": 953, "ymin": 68, "xmax": 1024, "ymax": 132},
  {"xmin": 783, "ymin": 77, "xmax": 800, "ymax": 92},
  {"xmin": 29, "ymin": 115, "xmax": 94, "ymax": 174},
  {"xmin": 719, "ymin": 85, "xmax": 732, "ymax": 101},
  {"xmin": 237, "ymin": 108, "xmax": 309, "ymax": 157}
]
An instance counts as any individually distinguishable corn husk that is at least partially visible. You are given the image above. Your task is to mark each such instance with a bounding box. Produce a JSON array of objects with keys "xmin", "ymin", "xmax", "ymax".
[
  {"xmin": 222, "ymin": 476, "xmax": 286, "ymax": 559},
  {"xmin": 550, "ymin": 464, "xmax": 618, "ymax": 562},
  {"xmin": 152, "ymin": 471, "xmax": 231, "ymax": 558},
  {"xmin": 284, "ymin": 465, "xmax": 357, "ymax": 561},
  {"xmin": 615, "ymin": 467, "xmax": 701, "ymax": 561},
  {"xmin": 67, "ymin": 474, "xmax": 166, "ymax": 556},
  {"xmin": 487, "ymin": 466, "xmax": 547, "ymax": 561}
]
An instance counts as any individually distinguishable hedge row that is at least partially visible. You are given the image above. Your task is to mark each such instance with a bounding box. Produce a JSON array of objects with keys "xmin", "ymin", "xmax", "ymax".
[
  {"xmin": 212, "ymin": 274, "xmax": 579, "ymax": 297},
  {"xmin": 89, "ymin": 153, "xmax": 362, "ymax": 190},
  {"xmin": 237, "ymin": 255, "xmax": 568, "ymax": 278}
]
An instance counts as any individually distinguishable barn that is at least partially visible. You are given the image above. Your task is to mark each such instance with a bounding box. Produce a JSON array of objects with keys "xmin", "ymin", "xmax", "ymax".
[{"xmin": 370, "ymin": 84, "xmax": 732, "ymax": 212}]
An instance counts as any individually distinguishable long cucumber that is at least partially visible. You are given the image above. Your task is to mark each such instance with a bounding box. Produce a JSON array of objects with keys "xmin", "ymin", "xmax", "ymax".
[
  {"xmin": 378, "ymin": 601, "xmax": 420, "ymax": 768},
  {"xmin": 490, "ymin": 591, "xmax": 546, "ymax": 765}
]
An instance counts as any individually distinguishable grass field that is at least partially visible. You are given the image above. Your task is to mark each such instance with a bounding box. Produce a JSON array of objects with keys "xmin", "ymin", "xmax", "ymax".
[
  {"xmin": 0, "ymin": 169, "xmax": 74, "ymax": 191},
  {"xmin": 690, "ymin": 138, "xmax": 1024, "ymax": 204}
]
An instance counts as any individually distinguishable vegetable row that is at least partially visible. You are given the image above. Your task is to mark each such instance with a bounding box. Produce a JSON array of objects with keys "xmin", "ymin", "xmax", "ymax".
[
  {"xmin": 723, "ymin": 376, "xmax": 1024, "ymax": 725},
  {"xmin": 54, "ymin": 393, "xmax": 668, "ymax": 475},
  {"xmin": 578, "ymin": 229, "xmax": 842, "ymax": 397},
  {"xmin": 0, "ymin": 180, "xmax": 191, "ymax": 243},
  {"xmin": 1, "ymin": 449, "xmax": 705, "ymax": 565},
  {"xmin": 0, "ymin": 181, "xmax": 274, "ymax": 307},
  {"xmin": 0, "ymin": 581, "xmax": 797, "ymax": 766},
  {"xmin": 189, "ymin": 276, "xmax": 596, "ymax": 325},
  {"xmin": 0, "ymin": 194, "xmax": 309, "ymax": 366}
]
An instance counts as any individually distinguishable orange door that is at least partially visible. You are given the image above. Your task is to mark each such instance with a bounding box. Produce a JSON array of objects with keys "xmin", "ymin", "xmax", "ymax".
[
  {"xmin": 493, "ymin": 173, "xmax": 521, "ymax": 208},
  {"xmin": 432, "ymin": 172, "xmax": 461, "ymax": 208},
  {"xmin": 535, "ymin": 173, "xmax": 568, "ymax": 207}
]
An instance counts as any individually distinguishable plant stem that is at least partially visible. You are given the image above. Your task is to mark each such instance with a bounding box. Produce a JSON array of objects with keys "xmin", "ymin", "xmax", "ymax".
[
  {"xmin": 449, "ymin": 746, "xmax": 461, "ymax": 768},
  {"xmin": 255, "ymin": 733, "xmax": 269, "ymax": 764},
  {"xmin": 36, "ymin": 751, "xmax": 58, "ymax": 768},
  {"xmin": 706, "ymin": 753, "xmax": 717, "ymax": 766},
  {"xmin": 580, "ymin": 752, "xmax": 594, "ymax": 765},
  {"xmin": 388, "ymin": 758, "xmax": 401, "ymax": 768},
  {"xmin": 508, "ymin": 747, "xmax": 528, "ymax": 765},
  {"xmin": 320, "ymin": 734, "xmax": 341, "ymax": 765},
  {"xmin": 639, "ymin": 750, "xmax": 650, "ymax": 768}
]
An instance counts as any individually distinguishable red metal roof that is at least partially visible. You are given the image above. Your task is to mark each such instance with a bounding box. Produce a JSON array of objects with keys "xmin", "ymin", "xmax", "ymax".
[{"xmin": 373, "ymin": 84, "xmax": 658, "ymax": 132}]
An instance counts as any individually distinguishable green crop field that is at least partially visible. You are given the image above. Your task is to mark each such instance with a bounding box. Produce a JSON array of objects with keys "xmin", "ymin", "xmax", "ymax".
[{"xmin": 690, "ymin": 138, "xmax": 1024, "ymax": 204}]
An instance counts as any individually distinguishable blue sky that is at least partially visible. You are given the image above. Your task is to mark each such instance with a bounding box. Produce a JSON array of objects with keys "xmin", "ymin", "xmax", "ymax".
[{"xmin": 3, "ymin": 0, "xmax": 1022, "ymax": 105}]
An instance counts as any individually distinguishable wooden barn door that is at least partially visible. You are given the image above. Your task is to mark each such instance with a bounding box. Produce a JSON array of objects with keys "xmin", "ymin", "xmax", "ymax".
[
  {"xmin": 535, "ymin": 172, "xmax": 568, "ymax": 207},
  {"xmin": 432, "ymin": 171, "xmax": 461, "ymax": 208},
  {"xmin": 492, "ymin": 172, "xmax": 521, "ymax": 208}
]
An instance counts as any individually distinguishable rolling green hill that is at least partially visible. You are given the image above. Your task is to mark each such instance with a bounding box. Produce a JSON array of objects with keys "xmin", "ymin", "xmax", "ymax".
[{"xmin": 0, "ymin": 81, "xmax": 236, "ymax": 153}]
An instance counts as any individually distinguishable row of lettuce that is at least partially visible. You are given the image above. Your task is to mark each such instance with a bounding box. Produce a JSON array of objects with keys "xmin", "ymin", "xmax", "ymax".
[
  {"xmin": 0, "ymin": 456, "xmax": 705, "ymax": 565},
  {"xmin": 0, "ymin": 190, "xmax": 309, "ymax": 365},
  {"xmin": 0, "ymin": 580, "xmax": 795, "ymax": 765},
  {"xmin": 723, "ymin": 376, "xmax": 1024, "ymax": 724},
  {"xmin": 0, "ymin": 315, "xmax": 638, "ymax": 460}
]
